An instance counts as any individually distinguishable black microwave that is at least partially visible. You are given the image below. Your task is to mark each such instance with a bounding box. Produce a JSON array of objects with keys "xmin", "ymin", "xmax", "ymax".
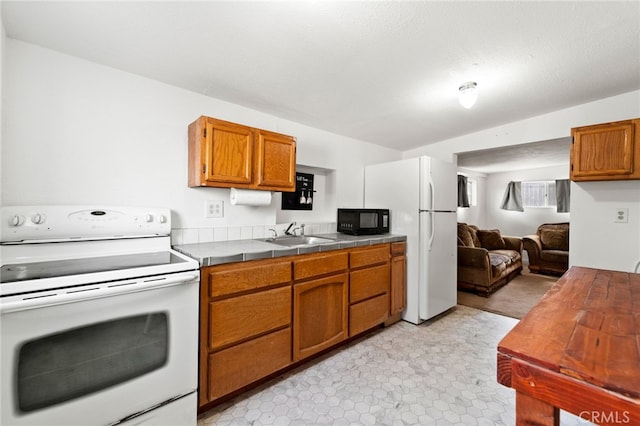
[{"xmin": 337, "ymin": 208, "xmax": 390, "ymax": 235}]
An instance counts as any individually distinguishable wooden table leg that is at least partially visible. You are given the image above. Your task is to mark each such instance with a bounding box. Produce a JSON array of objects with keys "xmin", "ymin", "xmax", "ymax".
[{"xmin": 515, "ymin": 391, "xmax": 560, "ymax": 426}]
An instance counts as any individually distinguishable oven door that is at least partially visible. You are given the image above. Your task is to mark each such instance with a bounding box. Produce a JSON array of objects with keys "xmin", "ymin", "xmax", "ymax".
[{"xmin": 0, "ymin": 272, "xmax": 199, "ymax": 426}]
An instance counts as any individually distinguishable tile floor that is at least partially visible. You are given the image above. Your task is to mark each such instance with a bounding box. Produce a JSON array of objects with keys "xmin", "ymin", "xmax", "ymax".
[{"xmin": 198, "ymin": 306, "xmax": 590, "ymax": 425}]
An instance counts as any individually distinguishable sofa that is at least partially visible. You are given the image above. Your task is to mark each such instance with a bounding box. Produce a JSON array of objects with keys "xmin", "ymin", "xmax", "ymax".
[
  {"xmin": 457, "ymin": 223, "xmax": 523, "ymax": 296},
  {"xmin": 523, "ymin": 223, "xmax": 569, "ymax": 276}
]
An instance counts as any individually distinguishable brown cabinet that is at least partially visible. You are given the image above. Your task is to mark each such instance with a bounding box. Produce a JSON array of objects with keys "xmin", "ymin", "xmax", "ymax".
[
  {"xmin": 197, "ymin": 241, "xmax": 405, "ymax": 410},
  {"xmin": 570, "ymin": 118, "xmax": 640, "ymax": 181},
  {"xmin": 348, "ymin": 245, "xmax": 390, "ymax": 336},
  {"xmin": 390, "ymin": 242, "xmax": 407, "ymax": 317},
  {"xmin": 293, "ymin": 251, "xmax": 349, "ymax": 361},
  {"xmin": 199, "ymin": 258, "xmax": 292, "ymax": 407},
  {"xmin": 188, "ymin": 116, "xmax": 296, "ymax": 191},
  {"xmin": 293, "ymin": 273, "xmax": 349, "ymax": 361}
]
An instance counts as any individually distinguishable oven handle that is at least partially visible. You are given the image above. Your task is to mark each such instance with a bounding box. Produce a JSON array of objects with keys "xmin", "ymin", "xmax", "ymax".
[{"xmin": 0, "ymin": 272, "xmax": 199, "ymax": 314}]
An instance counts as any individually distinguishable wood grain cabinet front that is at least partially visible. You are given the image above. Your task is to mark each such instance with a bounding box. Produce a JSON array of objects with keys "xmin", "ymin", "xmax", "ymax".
[
  {"xmin": 293, "ymin": 273, "xmax": 349, "ymax": 361},
  {"xmin": 390, "ymin": 242, "xmax": 407, "ymax": 317},
  {"xmin": 292, "ymin": 251, "xmax": 349, "ymax": 361},
  {"xmin": 571, "ymin": 118, "xmax": 640, "ymax": 181},
  {"xmin": 188, "ymin": 116, "xmax": 296, "ymax": 191},
  {"xmin": 197, "ymin": 241, "xmax": 407, "ymax": 411},
  {"xmin": 348, "ymin": 244, "xmax": 390, "ymax": 336},
  {"xmin": 199, "ymin": 258, "xmax": 293, "ymax": 409}
]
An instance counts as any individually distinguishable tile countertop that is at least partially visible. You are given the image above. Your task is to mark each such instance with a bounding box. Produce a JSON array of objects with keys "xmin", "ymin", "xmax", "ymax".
[{"xmin": 173, "ymin": 233, "xmax": 407, "ymax": 267}]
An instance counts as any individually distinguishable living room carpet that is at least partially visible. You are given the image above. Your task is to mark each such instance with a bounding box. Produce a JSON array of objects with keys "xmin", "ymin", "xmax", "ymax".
[{"xmin": 457, "ymin": 269, "xmax": 559, "ymax": 319}]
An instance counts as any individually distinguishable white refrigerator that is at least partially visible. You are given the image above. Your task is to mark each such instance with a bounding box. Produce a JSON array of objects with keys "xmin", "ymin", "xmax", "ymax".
[{"xmin": 365, "ymin": 156, "xmax": 457, "ymax": 324}]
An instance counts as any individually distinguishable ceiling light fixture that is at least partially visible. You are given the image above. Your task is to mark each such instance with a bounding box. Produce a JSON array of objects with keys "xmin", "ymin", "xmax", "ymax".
[{"xmin": 458, "ymin": 81, "xmax": 478, "ymax": 109}]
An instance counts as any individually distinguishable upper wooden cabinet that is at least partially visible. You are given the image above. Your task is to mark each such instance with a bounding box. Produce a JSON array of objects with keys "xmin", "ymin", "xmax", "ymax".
[
  {"xmin": 570, "ymin": 118, "xmax": 640, "ymax": 181},
  {"xmin": 188, "ymin": 116, "xmax": 296, "ymax": 191}
]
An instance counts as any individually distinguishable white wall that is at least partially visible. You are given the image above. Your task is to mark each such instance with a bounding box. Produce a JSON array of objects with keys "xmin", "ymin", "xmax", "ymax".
[
  {"xmin": 570, "ymin": 181, "xmax": 640, "ymax": 273},
  {"xmin": 1, "ymin": 10, "xmax": 5, "ymax": 196},
  {"xmin": 411, "ymin": 91, "xmax": 640, "ymax": 272},
  {"xmin": 485, "ymin": 165, "xmax": 570, "ymax": 237},
  {"xmin": 2, "ymin": 39, "xmax": 401, "ymax": 243}
]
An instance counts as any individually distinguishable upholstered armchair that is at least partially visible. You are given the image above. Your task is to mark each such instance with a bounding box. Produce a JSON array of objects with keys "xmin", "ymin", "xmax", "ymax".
[{"xmin": 523, "ymin": 223, "xmax": 569, "ymax": 276}]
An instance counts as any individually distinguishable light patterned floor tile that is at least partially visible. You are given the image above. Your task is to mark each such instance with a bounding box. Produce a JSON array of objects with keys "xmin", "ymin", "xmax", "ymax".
[{"xmin": 199, "ymin": 306, "xmax": 591, "ymax": 425}]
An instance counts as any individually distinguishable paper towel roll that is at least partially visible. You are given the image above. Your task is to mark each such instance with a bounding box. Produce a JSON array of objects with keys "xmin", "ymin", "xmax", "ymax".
[{"xmin": 230, "ymin": 188, "xmax": 272, "ymax": 206}]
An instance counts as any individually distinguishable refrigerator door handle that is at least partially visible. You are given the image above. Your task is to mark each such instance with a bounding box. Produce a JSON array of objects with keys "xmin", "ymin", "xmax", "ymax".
[
  {"xmin": 427, "ymin": 177, "xmax": 436, "ymax": 251},
  {"xmin": 428, "ymin": 176, "xmax": 435, "ymax": 213},
  {"xmin": 428, "ymin": 211, "xmax": 435, "ymax": 251}
]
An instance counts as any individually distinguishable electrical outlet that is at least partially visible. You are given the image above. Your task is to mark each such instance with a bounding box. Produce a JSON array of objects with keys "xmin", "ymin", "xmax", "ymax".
[
  {"xmin": 614, "ymin": 207, "xmax": 628, "ymax": 223},
  {"xmin": 205, "ymin": 200, "xmax": 224, "ymax": 218}
]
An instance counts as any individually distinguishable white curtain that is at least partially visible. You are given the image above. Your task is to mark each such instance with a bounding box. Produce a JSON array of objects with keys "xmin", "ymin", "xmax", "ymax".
[{"xmin": 500, "ymin": 181, "xmax": 523, "ymax": 212}]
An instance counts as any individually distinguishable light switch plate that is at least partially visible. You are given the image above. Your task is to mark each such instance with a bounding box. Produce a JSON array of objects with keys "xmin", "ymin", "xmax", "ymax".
[
  {"xmin": 205, "ymin": 200, "xmax": 224, "ymax": 218},
  {"xmin": 614, "ymin": 207, "xmax": 628, "ymax": 223}
]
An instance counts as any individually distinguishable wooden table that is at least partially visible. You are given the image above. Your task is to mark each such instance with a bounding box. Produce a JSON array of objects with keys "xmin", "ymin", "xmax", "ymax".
[{"xmin": 497, "ymin": 266, "xmax": 640, "ymax": 425}]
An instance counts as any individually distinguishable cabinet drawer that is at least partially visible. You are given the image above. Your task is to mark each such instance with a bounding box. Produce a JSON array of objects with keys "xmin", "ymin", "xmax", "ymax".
[
  {"xmin": 293, "ymin": 252, "xmax": 348, "ymax": 281},
  {"xmin": 207, "ymin": 259, "xmax": 291, "ymax": 298},
  {"xmin": 391, "ymin": 242, "xmax": 406, "ymax": 256},
  {"xmin": 349, "ymin": 293, "xmax": 389, "ymax": 336},
  {"xmin": 208, "ymin": 327, "xmax": 291, "ymax": 401},
  {"xmin": 350, "ymin": 244, "xmax": 390, "ymax": 269},
  {"xmin": 350, "ymin": 264, "xmax": 390, "ymax": 304},
  {"xmin": 209, "ymin": 286, "xmax": 291, "ymax": 350}
]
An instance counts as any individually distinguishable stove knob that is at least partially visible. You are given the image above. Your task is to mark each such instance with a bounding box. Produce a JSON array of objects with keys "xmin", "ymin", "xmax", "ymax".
[
  {"xmin": 31, "ymin": 213, "xmax": 46, "ymax": 225},
  {"xmin": 9, "ymin": 215, "xmax": 25, "ymax": 227},
  {"xmin": 145, "ymin": 214, "xmax": 153, "ymax": 223},
  {"xmin": 158, "ymin": 215, "xmax": 167, "ymax": 224}
]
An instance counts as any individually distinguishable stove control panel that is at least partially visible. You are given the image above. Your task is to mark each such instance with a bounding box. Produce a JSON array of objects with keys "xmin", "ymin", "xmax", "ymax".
[{"xmin": 1, "ymin": 206, "xmax": 172, "ymax": 243}]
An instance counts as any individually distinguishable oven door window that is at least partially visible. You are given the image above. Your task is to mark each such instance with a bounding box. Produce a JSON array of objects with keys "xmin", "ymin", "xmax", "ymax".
[{"xmin": 16, "ymin": 313, "xmax": 168, "ymax": 413}]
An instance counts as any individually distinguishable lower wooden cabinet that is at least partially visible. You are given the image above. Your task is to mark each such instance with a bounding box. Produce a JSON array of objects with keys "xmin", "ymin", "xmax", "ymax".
[
  {"xmin": 349, "ymin": 293, "xmax": 390, "ymax": 336},
  {"xmin": 207, "ymin": 327, "xmax": 291, "ymax": 400},
  {"xmin": 208, "ymin": 286, "xmax": 291, "ymax": 350},
  {"xmin": 349, "ymin": 263, "xmax": 390, "ymax": 335},
  {"xmin": 199, "ymin": 258, "xmax": 293, "ymax": 408},
  {"xmin": 293, "ymin": 273, "xmax": 348, "ymax": 361},
  {"xmin": 198, "ymin": 241, "xmax": 405, "ymax": 410},
  {"xmin": 390, "ymin": 242, "xmax": 407, "ymax": 316}
]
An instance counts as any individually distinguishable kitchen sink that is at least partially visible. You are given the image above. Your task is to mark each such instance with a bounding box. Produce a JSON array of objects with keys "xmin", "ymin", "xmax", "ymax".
[{"xmin": 262, "ymin": 235, "xmax": 336, "ymax": 247}]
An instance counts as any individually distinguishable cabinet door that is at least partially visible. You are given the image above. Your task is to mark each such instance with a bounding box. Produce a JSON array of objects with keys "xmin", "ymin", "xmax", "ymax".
[
  {"xmin": 571, "ymin": 119, "xmax": 640, "ymax": 181},
  {"xmin": 189, "ymin": 116, "xmax": 253, "ymax": 187},
  {"xmin": 390, "ymin": 254, "xmax": 407, "ymax": 316},
  {"xmin": 254, "ymin": 130, "xmax": 296, "ymax": 191},
  {"xmin": 203, "ymin": 119, "xmax": 253, "ymax": 186},
  {"xmin": 293, "ymin": 273, "xmax": 348, "ymax": 361}
]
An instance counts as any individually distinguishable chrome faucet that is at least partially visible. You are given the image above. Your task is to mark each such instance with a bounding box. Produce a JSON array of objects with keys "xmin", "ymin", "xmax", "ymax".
[
  {"xmin": 284, "ymin": 221, "xmax": 296, "ymax": 236},
  {"xmin": 268, "ymin": 228, "xmax": 278, "ymax": 239}
]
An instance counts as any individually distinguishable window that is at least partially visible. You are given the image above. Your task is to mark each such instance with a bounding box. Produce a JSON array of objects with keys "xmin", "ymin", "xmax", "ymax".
[
  {"xmin": 17, "ymin": 313, "xmax": 168, "ymax": 412},
  {"xmin": 521, "ymin": 181, "xmax": 556, "ymax": 208}
]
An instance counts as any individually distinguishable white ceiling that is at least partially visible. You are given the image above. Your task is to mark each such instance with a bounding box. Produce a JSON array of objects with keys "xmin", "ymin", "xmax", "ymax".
[
  {"xmin": 2, "ymin": 1, "xmax": 639, "ymax": 155},
  {"xmin": 457, "ymin": 137, "xmax": 572, "ymax": 174}
]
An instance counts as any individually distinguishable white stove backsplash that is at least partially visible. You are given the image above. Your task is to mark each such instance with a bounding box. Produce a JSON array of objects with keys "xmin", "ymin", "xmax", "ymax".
[{"xmin": 170, "ymin": 222, "xmax": 337, "ymax": 246}]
